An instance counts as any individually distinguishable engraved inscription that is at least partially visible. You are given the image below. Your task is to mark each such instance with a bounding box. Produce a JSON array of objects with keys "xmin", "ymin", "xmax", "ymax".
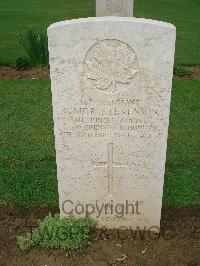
[
  {"xmin": 93, "ymin": 143, "xmax": 127, "ymax": 196},
  {"xmin": 62, "ymin": 101, "xmax": 162, "ymax": 140},
  {"xmin": 106, "ymin": 0, "xmax": 124, "ymax": 14},
  {"xmin": 84, "ymin": 40, "xmax": 139, "ymax": 93}
]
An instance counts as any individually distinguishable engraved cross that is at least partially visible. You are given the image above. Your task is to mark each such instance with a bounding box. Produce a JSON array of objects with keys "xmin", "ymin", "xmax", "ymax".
[{"xmin": 93, "ymin": 143, "xmax": 127, "ymax": 195}]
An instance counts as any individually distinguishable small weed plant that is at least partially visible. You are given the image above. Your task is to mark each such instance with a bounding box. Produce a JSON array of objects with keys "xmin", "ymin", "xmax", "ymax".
[
  {"xmin": 17, "ymin": 214, "xmax": 96, "ymax": 251},
  {"xmin": 15, "ymin": 56, "xmax": 30, "ymax": 70},
  {"xmin": 173, "ymin": 65, "xmax": 192, "ymax": 76},
  {"xmin": 17, "ymin": 27, "xmax": 49, "ymax": 67}
]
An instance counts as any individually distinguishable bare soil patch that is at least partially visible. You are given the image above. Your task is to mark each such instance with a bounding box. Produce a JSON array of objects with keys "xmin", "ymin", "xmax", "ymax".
[
  {"xmin": 0, "ymin": 66, "xmax": 200, "ymax": 80},
  {"xmin": 0, "ymin": 206, "xmax": 199, "ymax": 266},
  {"xmin": 0, "ymin": 66, "xmax": 50, "ymax": 80}
]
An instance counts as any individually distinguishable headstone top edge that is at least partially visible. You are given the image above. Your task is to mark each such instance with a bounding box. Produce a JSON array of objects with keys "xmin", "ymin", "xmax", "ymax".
[{"xmin": 47, "ymin": 17, "xmax": 176, "ymax": 32}]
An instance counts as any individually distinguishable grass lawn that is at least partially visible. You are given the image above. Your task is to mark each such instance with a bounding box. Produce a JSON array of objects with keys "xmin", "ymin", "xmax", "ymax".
[
  {"xmin": 0, "ymin": 79, "xmax": 199, "ymax": 208},
  {"xmin": 0, "ymin": 0, "xmax": 200, "ymax": 65}
]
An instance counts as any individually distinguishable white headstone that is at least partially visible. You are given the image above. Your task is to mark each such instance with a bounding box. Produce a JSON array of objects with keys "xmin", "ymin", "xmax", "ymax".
[
  {"xmin": 48, "ymin": 17, "xmax": 176, "ymax": 229},
  {"xmin": 96, "ymin": 0, "xmax": 133, "ymax": 17}
]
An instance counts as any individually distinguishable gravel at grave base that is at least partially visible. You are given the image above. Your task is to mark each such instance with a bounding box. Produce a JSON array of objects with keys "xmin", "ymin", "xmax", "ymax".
[
  {"xmin": 0, "ymin": 66, "xmax": 200, "ymax": 80},
  {"xmin": 0, "ymin": 206, "xmax": 199, "ymax": 266}
]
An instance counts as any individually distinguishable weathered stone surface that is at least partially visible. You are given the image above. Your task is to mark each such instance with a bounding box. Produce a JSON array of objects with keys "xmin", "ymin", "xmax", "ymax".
[
  {"xmin": 96, "ymin": 0, "xmax": 133, "ymax": 17},
  {"xmin": 48, "ymin": 17, "xmax": 176, "ymax": 229}
]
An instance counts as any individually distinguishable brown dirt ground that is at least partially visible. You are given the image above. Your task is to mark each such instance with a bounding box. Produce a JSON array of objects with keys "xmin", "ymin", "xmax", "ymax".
[
  {"xmin": 0, "ymin": 206, "xmax": 199, "ymax": 266},
  {"xmin": 0, "ymin": 66, "xmax": 200, "ymax": 80},
  {"xmin": 0, "ymin": 66, "xmax": 50, "ymax": 80}
]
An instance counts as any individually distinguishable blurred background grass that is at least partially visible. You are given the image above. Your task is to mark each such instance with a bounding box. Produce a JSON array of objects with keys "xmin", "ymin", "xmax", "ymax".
[{"xmin": 0, "ymin": 0, "xmax": 199, "ymax": 65}]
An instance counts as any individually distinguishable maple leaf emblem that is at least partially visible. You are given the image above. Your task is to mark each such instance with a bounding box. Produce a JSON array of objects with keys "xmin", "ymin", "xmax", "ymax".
[{"xmin": 84, "ymin": 40, "xmax": 139, "ymax": 93}]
